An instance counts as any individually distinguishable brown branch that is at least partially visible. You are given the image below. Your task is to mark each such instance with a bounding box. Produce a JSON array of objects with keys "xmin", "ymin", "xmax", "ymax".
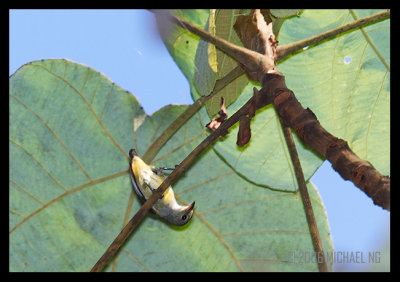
[
  {"xmin": 276, "ymin": 9, "xmax": 390, "ymax": 61},
  {"xmin": 90, "ymin": 94, "xmax": 254, "ymax": 272},
  {"xmin": 167, "ymin": 12, "xmax": 276, "ymax": 81},
  {"xmin": 169, "ymin": 10, "xmax": 390, "ymax": 211},
  {"xmin": 235, "ymin": 10, "xmax": 328, "ymax": 272},
  {"xmin": 270, "ymin": 85, "xmax": 390, "ymax": 211}
]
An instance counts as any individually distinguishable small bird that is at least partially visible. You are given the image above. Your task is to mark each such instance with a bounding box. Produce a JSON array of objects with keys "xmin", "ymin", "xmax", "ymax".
[{"xmin": 128, "ymin": 149, "xmax": 195, "ymax": 226}]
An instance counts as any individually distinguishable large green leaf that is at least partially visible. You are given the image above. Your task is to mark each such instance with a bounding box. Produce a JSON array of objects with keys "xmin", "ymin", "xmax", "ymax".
[
  {"xmin": 193, "ymin": 9, "xmax": 218, "ymax": 97},
  {"xmin": 9, "ymin": 59, "xmax": 146, "ymax": 271},
  {"xmin": 10, "ymin": 59, "xmax": 332, "ymax": 271},
  {"xmin": 193, "ymin": 9, "xmax": 249, "ymax": 117},
  {"xmin": 159, "ymin": 10, "xmax": 249, "ymax": 118},
  {"xmin": 157, "ymin": 9, "xmax": 209, "ymax": 88}
]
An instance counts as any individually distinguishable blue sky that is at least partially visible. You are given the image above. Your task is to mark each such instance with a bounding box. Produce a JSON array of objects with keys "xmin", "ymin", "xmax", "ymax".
[{"xmin": 9, "ymin": 9, "xmax": 390, "ymax": 271}]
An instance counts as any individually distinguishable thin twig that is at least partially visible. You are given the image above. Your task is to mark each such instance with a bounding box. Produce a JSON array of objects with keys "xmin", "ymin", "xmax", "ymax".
[
  {"xmin": 349, "ymin": 9, "xmax": 390, "ymax": 72},
  {"xmin": 280, "ymin": 122, "xmax": 328, "ymax": 272},
  {"xmin": 276, "ymin": 9, "xmax": 390, "ymax": 61}
]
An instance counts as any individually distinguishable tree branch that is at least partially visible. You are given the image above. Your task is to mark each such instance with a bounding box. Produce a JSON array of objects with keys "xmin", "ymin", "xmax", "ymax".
[
  {"xmin": 235, "ymin": 10, "xmax": 328, "ymax": 272},
  {"xmin": 169, "ymin": 10, "xmax": 390, "ymax": 211},
  {"xmin": 270, "ymin": 83, "xmax": 390, "ymax": 211},
  {"xmin": 167, "ymin": 12, "xmax": 276, "ymax": 81}
]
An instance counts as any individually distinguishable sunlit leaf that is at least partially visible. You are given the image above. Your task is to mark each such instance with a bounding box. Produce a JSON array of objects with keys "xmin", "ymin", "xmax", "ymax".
[
  {"xmin": 9, "ymin": 59, "xmax": 146, "ymax": 271},
  {"xmin": 9, "ymin": 59, "xmax": 333, "ymax": 271}
]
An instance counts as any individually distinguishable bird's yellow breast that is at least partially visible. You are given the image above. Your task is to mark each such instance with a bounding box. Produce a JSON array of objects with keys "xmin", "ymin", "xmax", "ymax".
[{"xmin": 131, "ymin": 156, "xmax": 174, "ymax": 201}]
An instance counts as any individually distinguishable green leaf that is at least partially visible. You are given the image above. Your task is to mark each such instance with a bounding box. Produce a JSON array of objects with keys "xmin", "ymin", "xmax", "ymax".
[
  {"xmin": 193, "ymin": 9, "xmax": 218, "ymax": 96},
  {"xmin": 270, "ymin": 9, "xmax": 302, "ymax": 19},
  {"xmin": 193, "ymin": 9, "xmax": 249, "ymax": 117},
  {"xmin": 161, "ymin": 9, "xmax": 248, "ymax": 118},
  {"xmin": 277, "ymin": 9, "xmax": 390, "ymax": 176},
  {"xmin": 10, "ymin": 59, "xmax": 332, "ymax": 271},
  {"xmin": 269, "ymin": 9, "xmax": 303, "ymax": 38},
  {"xmin": 157, "ymin": 9, "xmax": 209, "ymax": 89},
  {"xmin": 9, "ymin": 59, "xmax": 146, "ymax": 271}
]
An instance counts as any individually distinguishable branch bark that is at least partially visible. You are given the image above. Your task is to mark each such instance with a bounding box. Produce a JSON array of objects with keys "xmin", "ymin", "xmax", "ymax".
[
  {"xmin": 270, "ymin": 83, "xmax": 390, "ymax": 211},
  {"xmin": 234, "ymin": 10, "xmax": 328, "ymax": 272},
  {"xmin": 170, "ymin": 10, "xmax": 390, "ymax": 211}
]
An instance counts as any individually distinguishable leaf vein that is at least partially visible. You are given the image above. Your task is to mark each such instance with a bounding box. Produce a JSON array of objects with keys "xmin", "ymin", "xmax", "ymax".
[
  {"xmin": 10, "ymin": 95, "xmax": 92, "ymax": 182},
  {"xmin": 29, "ymin": 62, "xmax": 129, "ymax": 161},
  {"xmin": 9, "ymin": 170, "xmax": 128, "ymax": 234}
]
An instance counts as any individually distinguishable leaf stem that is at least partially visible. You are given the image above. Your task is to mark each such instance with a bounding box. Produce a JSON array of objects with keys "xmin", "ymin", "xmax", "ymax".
[{"xmin": 349, "ymin": 9, "xmax": 390, "ymax": 72}]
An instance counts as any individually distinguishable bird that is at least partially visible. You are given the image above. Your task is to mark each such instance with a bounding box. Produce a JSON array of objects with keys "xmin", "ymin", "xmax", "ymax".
[{"xmin": 128, "ymin": 149, "xmax": 195, "ymax": 226}]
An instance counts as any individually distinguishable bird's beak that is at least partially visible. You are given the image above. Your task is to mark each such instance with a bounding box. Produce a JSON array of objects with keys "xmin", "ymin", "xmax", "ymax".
[{"xmin": 185, "ymin": 201, "xmax": 195, "ymax": 212}]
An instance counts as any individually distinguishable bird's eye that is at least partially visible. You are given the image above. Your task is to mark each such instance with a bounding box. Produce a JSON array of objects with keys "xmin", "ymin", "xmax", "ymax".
[{"xmin": 181, "ymin": 215, "xmax": 187, "ymax": 221}]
